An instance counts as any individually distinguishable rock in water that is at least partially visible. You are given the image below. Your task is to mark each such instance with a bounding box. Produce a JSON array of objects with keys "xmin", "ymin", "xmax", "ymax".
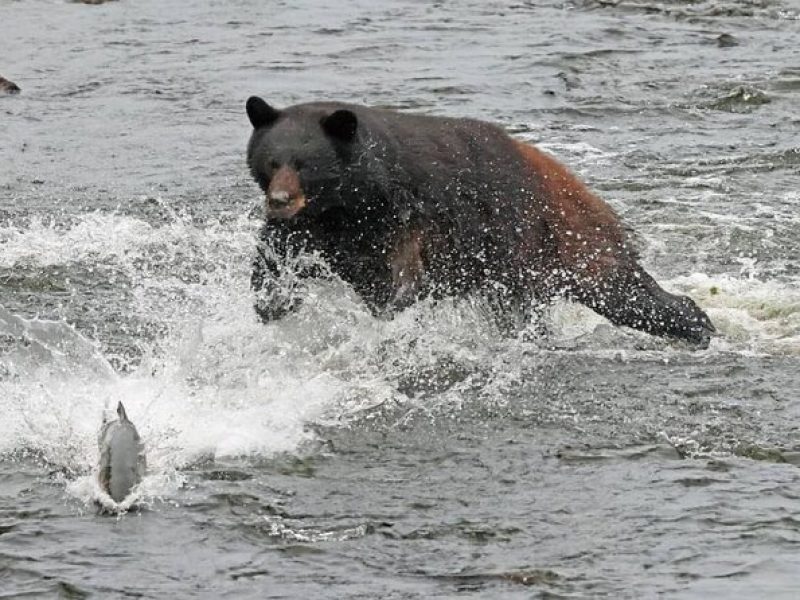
[
  {"xmin": 717, "ymin": 33, "xmax": 739, "ymax": 48},
  {"xmin": 0, "ymin": 76, "xmax": 20, "ymax": 94}
]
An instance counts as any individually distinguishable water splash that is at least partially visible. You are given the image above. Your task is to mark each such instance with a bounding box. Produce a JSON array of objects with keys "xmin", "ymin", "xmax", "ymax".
[{"xmin": 1, "ymin": 210, "xmax": 799, "ymax": 510}]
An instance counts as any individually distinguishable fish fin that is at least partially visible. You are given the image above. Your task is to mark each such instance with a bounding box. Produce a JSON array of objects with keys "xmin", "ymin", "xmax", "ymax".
[{"xmin": 117, "ymin": 402, "xmax": 129, "ymax": 422}]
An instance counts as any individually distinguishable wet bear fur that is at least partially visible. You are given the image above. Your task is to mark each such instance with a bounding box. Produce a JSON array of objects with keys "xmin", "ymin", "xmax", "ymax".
[{"xmin": 246, "ymin": 96, "xmax": 714, "ymax": 346}]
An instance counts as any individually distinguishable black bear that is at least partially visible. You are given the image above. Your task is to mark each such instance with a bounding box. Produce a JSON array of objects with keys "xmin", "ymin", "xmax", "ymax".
[{"xmin": 246, "ymin": 96, "xmax": 714, "ymax": 346}]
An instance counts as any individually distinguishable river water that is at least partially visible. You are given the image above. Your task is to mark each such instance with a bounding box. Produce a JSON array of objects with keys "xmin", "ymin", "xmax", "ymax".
[{"xmin": 1, "ymin": 0, "xmax": 799, "ymax": 597}]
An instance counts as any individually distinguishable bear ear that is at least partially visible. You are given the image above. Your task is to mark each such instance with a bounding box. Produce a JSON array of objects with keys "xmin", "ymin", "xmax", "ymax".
[
  {"xmin": 320, "ymin": 109, "xmax": 358, "ymax": 142},
  {"xmin": 246, "ymin": 96, "xmax": 280, "ymax": 129}
]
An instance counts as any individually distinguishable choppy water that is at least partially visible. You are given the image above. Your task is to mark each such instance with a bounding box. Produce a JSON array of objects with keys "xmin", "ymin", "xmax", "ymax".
[{"xmin": 1, "ymin": 0, "xmax": 799, "ymax": 597}]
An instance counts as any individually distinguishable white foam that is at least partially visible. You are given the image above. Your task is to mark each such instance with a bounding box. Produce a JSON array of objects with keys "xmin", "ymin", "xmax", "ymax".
[
  {"xmin": 0, "ymin": 212, "xmax": 155, "ymax": 268},
  {"xmin": 666, "ymin": 272, "xmax": 800, "ymax": 355}
]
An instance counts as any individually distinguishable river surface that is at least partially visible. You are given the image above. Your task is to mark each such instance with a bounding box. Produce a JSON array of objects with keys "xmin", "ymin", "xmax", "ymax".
[{"xmin": 1, "ymin": 0, "xmax": 799, "ymax": 597}]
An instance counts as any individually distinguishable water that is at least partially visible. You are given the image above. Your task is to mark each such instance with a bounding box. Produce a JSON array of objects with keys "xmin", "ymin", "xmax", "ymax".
[{"xmin": 1, "ymin": 0, "xmax": 799, "ymax": 597}]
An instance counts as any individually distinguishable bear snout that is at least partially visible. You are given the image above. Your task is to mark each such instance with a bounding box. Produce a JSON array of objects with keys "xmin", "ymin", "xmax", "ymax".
[{"xmin": 266, "ymin": 165, "xmax": 306, "ymax": 219}]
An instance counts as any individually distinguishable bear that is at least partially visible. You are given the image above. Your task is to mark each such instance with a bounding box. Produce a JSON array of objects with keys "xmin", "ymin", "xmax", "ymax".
[{"xmin": 246, "ymin": 96, "xmax": 714, "ymax": 346}]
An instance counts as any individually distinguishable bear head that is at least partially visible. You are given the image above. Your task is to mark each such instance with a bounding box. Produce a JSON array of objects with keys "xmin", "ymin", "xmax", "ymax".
[{"xmin": 246, "ymin": 96, "xmax": 360, "ymax": 220}]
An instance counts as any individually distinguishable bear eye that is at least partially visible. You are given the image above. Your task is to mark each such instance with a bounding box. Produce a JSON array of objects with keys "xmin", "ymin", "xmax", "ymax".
[
  {"xmin": 268, "ymin": 159, "xmax": 280, "ymax": 171},
  {"xmin": 294, "ymin": 159, "xmax": 305, "ymax": 170}
]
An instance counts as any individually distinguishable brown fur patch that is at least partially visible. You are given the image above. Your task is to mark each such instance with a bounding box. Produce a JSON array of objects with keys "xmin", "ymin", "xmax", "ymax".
[
  {"xmin": 389, "ymin": 230, "xmax": 425, "ymax": 306},
  {"xmin": 513, "ymin": 140, "xmax": 627, "ymax": 278}
]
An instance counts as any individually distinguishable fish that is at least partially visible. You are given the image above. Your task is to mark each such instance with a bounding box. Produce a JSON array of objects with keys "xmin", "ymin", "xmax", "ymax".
[{"xmin": 98, "ymin": 402, "xmax": 146, "ymax": 504}]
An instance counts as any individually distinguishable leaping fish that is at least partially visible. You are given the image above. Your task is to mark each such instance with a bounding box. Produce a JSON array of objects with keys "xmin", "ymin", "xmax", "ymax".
[{"xmin": 98, "ymin": 402, "xmax": 146, "ymax": 504}]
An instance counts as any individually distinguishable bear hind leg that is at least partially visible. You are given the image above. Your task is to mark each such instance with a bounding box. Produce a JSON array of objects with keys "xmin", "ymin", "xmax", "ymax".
[{"xmin": 572, "ymin": 266, "xmax": 714, "ymax": 347}]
